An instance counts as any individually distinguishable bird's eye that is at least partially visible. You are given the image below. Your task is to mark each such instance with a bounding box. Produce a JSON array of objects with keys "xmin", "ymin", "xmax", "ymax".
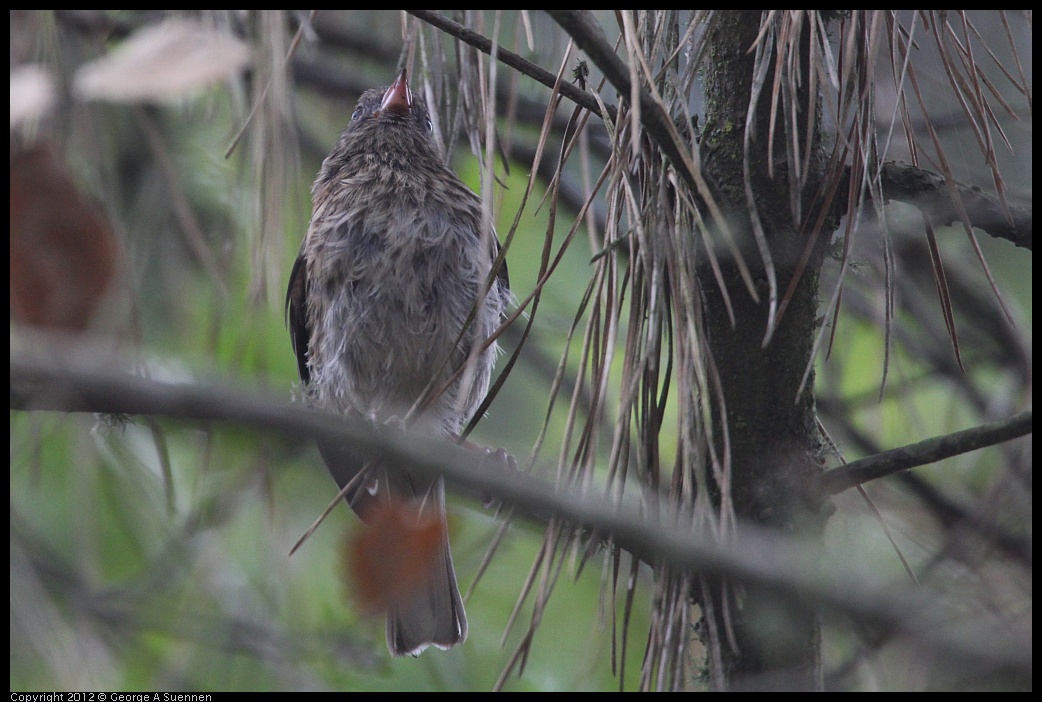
[
  {"xmin": 426, "ymin": 118, "xmax": 433, "ymax": 133},
  {"xmin": 351, "ymin": 106, "xmax": 364, "ymax": 122}
]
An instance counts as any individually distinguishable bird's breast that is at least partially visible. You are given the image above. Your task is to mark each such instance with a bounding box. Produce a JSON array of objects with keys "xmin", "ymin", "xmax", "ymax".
[{"xmin": 304, "ymin": 193, "xmax": 497, "ymax": 424}]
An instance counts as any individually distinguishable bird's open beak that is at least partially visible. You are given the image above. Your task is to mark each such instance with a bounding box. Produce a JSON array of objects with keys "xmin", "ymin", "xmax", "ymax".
[{"xmin": 379, "ymin": 69, "xmax": 413, "ymax": 117}]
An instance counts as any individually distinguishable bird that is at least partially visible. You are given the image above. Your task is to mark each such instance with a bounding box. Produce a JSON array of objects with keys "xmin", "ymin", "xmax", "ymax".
[{"xmin": 285, "ymin": 69, "xmax": 511, "ymax": 657}]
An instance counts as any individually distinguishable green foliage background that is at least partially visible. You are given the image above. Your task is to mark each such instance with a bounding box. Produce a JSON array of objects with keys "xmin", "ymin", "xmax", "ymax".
[{"xmin": 10, "ymin": 10, "xmax": 1031, "ymax": 691}]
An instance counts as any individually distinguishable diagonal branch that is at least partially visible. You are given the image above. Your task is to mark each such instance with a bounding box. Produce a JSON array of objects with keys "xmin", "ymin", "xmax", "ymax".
[
  {"xmin": 822, "ymin": 410, "xmax": 1032, "ymax": 494},
  {"xmin": 406, "ymin": 10, "xmax": 616, "ymax": 122},
  {"xmin": 412, "ymin": 11, "xmax": 729, "ymax": 249},
  {"xmin": 546, "ymin": 10, "xmax": 702, "ymax": 196}
]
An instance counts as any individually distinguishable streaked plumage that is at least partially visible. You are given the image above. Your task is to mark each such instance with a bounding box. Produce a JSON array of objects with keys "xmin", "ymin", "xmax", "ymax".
[{"xmin": 286, "ymin": 70, "xmax": 510, "ymax": 656}]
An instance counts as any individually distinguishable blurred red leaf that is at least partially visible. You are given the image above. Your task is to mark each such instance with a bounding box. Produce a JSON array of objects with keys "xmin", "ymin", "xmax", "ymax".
[
  {"xmin": 10, "ymin": 143, "xmax": 120, "ymax": 332},
  {"xmin": 341, "ymin": 498, "xmax": 447, "ymax": 616}
]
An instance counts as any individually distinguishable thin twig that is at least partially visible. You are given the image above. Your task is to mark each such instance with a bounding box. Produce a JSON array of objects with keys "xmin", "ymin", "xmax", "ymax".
[
  {"xmin": 547, "ymin": 10, "xmax": 695, "ymax": 195},
  {"xmin": 822, "ymin": 410, "xmax": 1032, "ymax": 494},
  {"xmin": 407, "ymin": 10, "xmax": 616, "ymax": 122}
]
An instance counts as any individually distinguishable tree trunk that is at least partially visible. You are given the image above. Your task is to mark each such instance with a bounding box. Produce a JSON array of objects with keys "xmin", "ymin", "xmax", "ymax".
[{"xmin": 696, "ymin": 11, "xmax": 832, "ymax": 690}]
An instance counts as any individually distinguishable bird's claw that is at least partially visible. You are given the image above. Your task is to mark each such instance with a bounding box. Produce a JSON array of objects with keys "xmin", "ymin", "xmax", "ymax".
[{"xmin": 480, "ymin": 446, "xmax": 517, "ymax": 509}]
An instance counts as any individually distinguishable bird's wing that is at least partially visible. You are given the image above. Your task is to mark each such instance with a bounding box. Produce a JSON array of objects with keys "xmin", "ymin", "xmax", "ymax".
[{"xmin": 285, "ymin": 248, "xmax": 311, "ymax": 384}]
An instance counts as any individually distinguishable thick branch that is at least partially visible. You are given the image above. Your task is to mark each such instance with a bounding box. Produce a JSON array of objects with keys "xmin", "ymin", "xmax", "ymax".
[
  {"xmin": 6, "ymin": 349, "xmax": 832, "ymax": 589},
  {"xmin": 7, "ymin": 345, "xmax": 1031, "ymax": 675},
  {"xmin": 822, "ymin": 410, "xmax": 1032, "ymax": 494}
]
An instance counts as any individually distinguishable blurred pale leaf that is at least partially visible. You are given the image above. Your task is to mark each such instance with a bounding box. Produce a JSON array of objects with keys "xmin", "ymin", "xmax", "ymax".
[
  {"xmin": 73, "ymin": 19, "xmax": 251, "ymax": 103},
  {"xmin": 10, "ymin": 64, "xmax": 56, "ymax": 128}
]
